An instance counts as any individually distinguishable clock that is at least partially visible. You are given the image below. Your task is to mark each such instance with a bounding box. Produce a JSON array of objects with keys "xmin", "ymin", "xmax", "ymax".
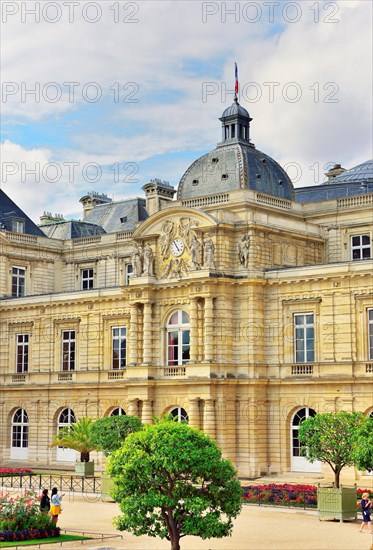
[{"xmin": 171, "ymin": 238, "xmax": 185, "ymax": 257}]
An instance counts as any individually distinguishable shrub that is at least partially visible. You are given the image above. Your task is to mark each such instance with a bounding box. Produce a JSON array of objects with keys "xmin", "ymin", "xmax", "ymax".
[
  {"xmin": 0, "ymin": 491, "xmax": 56, "ymax": 535},
  {"xmin": 0, "ymin": 468, "xmax": 32, "ymax": 474}
]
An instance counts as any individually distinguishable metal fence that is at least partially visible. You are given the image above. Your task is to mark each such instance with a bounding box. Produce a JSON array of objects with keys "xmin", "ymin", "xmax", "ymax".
[{"xmin": 0, "ymin": 473, "xmax": 101, "ymax": 494}]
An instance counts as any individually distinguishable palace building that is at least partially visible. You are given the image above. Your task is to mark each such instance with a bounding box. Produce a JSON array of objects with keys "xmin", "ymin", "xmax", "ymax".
[{"xmin": 0, "ymin": 99, "xmax": 372, "ymax": 480}]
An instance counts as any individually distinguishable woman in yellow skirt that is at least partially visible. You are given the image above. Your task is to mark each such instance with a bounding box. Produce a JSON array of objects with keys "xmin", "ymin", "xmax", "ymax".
[{"xmin": 50, "ymin": 487, "xmax": 64, "ymax": 525}]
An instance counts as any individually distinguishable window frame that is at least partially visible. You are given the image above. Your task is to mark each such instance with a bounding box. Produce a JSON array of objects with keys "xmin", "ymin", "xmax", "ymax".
[
  {"xmin": 368, "ymin": 309, "xmax": 373, "ymax": 361},
  {"xmin": 112, "ymin": 326, "xmax": 127, "ymax": 370},
  {"xmin": 16, "ymin": 334, "xmax": 29, "ymax": 373},
  {"xmin": 169, "ymin": 407, "xmax": 189, "ymax": 423},
  {"xmin": 61, "ymin": 330, "xmax": 76, "ymax": 371},
  {"xmin": 81, "ymin": 267, "xmax": 94, "ymax": 290},
  {"xmin": 12, "ymin": 266, "xmax": 26, "ymax": 297},
  {"xmin": 351, "ymin": 234, "xmax": 371, "ymax": 261},
  {"xmin": 166, "ymin": 310, "xmax": 190, "ymax": 366},
  {"xmin": 294, "ymin": 313, "xmax": 315, "ymax": 363},
  {"xmin": 125, "ymin": 263, "xmax": 133, "ymax": 285}
]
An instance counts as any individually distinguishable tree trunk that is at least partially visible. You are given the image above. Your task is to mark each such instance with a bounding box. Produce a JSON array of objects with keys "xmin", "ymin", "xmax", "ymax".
[
  {"xmin": 81, "ymin": 451, "xmax": 90, "ymax": 462},
  {"xmin": 170, "ymin": 534, "xmax": 180, "ymax": 550},
  {"xmin": 335, "ymin": 468, "xmax": 341, "ymax": 489}
]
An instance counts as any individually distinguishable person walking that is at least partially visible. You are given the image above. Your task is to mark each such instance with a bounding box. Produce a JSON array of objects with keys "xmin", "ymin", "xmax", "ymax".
[
  {"xmin": 39, "ymin": 488, "xmax": 50, "ymax": 513},
  {"xmin": 359, "ymin": 492, "xmax": 372, "ymax": 533},
  {"xmin": 50, "ymin": 487, "xmax": 64, "ymax": 525}
]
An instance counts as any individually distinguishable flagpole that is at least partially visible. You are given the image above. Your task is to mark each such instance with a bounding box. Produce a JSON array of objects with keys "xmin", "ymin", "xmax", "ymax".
[{"xmin": 234, "ymin": 62, "xmax": 239, "ymax": 103}]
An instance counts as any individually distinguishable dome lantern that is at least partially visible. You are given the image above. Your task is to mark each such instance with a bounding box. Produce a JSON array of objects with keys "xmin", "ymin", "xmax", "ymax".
[{"xmin": 218, "ymin": 96, "xmax": 253, "ymax": 147}]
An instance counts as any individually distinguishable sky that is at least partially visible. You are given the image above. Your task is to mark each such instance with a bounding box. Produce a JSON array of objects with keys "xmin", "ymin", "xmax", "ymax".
[{"xmin": 1, "ymin": 0, "xmax": 372, "ymax": 222}]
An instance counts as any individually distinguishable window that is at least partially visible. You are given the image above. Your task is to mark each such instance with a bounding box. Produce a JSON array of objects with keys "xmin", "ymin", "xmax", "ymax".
[
  {"xmin": 170, "ymin": 407, "xmax": 188, "ymax": 423},
  {"xmin": 294, "ymin": 314, "xmax": 314, "ymax": 363},
  {"xmin": 351, "ymin": 235, "xmax": 371, "ymax": 260},
  {"xmin": 56, "ymin": 408, "xmax": 76, "ymax": 462},
  {"xmin": 12, "ymin": 267, "xmax": 26, "ymax": 297},
  {"xmin": 12, "ymin": 409, "xmax": 28, "ymax": 448},
  {"xmin": 62, "ymin": 330, "xmax": 76, "ymax": 371},
  {"xmin": 16, "ymin": 334, "xmax": 29, "ymax": 373},
  {"xmin": 369, "ymin": 309, "xmax": 373, "ymax": 360},
  {"xmin": 125, "ymin": 264, "xmax": 133, "ymax": 285},
  {"xmin": 167, "ymin": 310, "xmax": 190, "ymax": 366},
  {"xmin": 112, "ymin": 327, "xmax": 126, "ymax": 369},
  {"xmin": 110, "ymin": 407, "xmax": 126, "ymax": 416},
  {"xmin": 13, "ymin": 220, "xmax": 25, "ymax": 233},
  {"xmin": 81, "ymin": 268, "xmax": 94, "ymax": 290}
]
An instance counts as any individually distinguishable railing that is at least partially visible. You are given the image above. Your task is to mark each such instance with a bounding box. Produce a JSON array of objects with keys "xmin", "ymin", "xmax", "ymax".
[
  {"xmin": 3, "ymin": 231, "xmax": 38, "ymax": 244},
  {"xmin": 337, "ymin": 193, "xmax": 373, "ymax": 208},
  {"xmin": 291, "ymin": 364, "xmax": 314, "ymax": 376},
  {"xmin": 366, "ymin": 363, "xmax": 373, "ymax": 373},
  {"xmin": 163, "ymin": 366, "xmax": 186, "ymax": 377},
  {"xmin": 72, "ymin": 236, "xmax": 102, "ymax": 246},
  {"xmin": 12, "ymin": 374, "xmax": 27, "ymax": 383},
  {"xmin": 116, "ymin": 231, "xmax": 133, "ymax": 240},
  {"xmin": 181, "ymin": 193, "xmax": 229, "ymax": 208},
  {"xmin": 0, "ymin": 473, "xmax": 101, "ymax": 494},
  {"xmin": 58, "ymin": 372, "xmax": 74, "ymax": 382},
  {"xmin": 256, "ymin": 193, "xmax": 292, "ymax": 210},
  {"xmin": 107, "ymin": 370, "xmax": 125, "ymax": 380}
]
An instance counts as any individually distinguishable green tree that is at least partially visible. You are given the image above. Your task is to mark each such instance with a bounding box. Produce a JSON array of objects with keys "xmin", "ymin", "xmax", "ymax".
[
  {"xmin": 91, "ymin": 415, "xmax": 143, "ymax": 456},
  {"xmin": 51, "ymin": 417, "xmax": 95, "ymax": 462},
  {"xmin": 108, "ymin": 421, "xmax": 242, "ymax": 550},
  {"xmin": 298, "ymin": 410, "xmax": 364, "ymax": 488},
  {"xmin": 351, "ymin": 415, "xmax": 373, "ymax": 472}
]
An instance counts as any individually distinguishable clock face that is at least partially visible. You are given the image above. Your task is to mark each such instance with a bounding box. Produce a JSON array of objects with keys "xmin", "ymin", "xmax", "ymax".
[{"xmin": 171, "ymin": 238, "xmax": 185, "ymax": 257}]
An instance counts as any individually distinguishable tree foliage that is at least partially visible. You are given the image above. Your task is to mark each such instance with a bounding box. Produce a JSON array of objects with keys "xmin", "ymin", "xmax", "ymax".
[
  {"xmin": 51, "ymin": 417, "xmax": 95, "ymax": 462},
  {"xmin": 298, "ymin": 411, "xmax": 364, "ymax": 488},
  {"xmin": 351, "ymin": 415, "xmax": 373, "ymax": 472},
  {"xmin": 90, "ymin": 415, "xmax": 143, "ymax": 456},
  {"xmin": 108, "ymin": 421, "xmax": 242, "ymax": 550}
]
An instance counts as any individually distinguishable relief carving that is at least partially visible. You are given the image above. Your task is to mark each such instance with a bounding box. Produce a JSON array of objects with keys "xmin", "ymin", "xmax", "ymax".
[{"xmin": 237, "ymin": 234, "xmax": 250, "ymax": 268}]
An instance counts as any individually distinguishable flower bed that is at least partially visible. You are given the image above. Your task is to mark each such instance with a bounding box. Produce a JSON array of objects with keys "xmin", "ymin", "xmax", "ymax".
[
  {"xmin": 242, "ymin": 483, "xmax": 317, "ymax": 507},
  {"xmin": 0, "ymin": 490, "xmax": 60, "ymax": 543},
  {"xmin": 0, "ymin": 468, "xmax": 32, "ymax": 474}
]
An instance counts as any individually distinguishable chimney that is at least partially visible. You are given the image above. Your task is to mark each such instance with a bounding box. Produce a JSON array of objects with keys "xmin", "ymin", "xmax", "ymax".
[
  {"xmin": 142, "ymin": 179, "xmax": 176, "ymax": 216},
  {"xmin": 79, "ymin": 192, "xmax": 112, "ymax": 219},
  {"xmin": 324, "ymin": 164, "xmax": 346, "ymax": 181}
]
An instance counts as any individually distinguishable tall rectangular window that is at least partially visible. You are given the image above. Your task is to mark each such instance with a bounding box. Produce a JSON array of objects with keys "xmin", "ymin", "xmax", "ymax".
[
  {"xmin": 12, "ymin": 267, "xmax": 26, "ymax": 297},
  {"xmin": 351, "ymin": 235, "xmax": 371, "ymax": 260},
  {"xmin": 16, "ymin": 334, "xmax": 29, "ymax": 373},
  {"xmin": 125, "ymin": 264, "xmax": 133, "ymax": 285},
  {"xmin": 112, "ymin": 327, "xmax": 126, "ymax": 369},
  {"xmin": 13, "ymin": 220, "xmax": 25, "ymax": 233},
  {"xmin": 81, "ymin": 268, "xmax": 94, "ymax": 290},
  {"xmin": 62, "ymin": 330, "xmax": 76, "ymax": 371},
  {"xmin": 369, "ymin": 309, "xmax": 373, "ymax": 360},
  {"xmin": 294, "ymin": 313, "xmax": 314, "ymax": 363}
]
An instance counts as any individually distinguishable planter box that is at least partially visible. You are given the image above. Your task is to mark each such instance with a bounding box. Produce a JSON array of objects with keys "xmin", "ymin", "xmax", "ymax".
[
  {"xmin": 101, "ymin": 472, "xmax": 115, "ymax": 502},
  {"xmin": 317, "ymin": 484, "xmax": 357, "ymax": 522},
  {"xmin": 75, "ymin": 461, "xmax": 94, "ymax": 477}
]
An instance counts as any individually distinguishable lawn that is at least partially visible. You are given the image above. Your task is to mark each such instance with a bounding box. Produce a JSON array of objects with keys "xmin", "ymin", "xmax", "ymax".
[{"xmin": 0, "ymin": 534, "xmax": 91, "ymax": 547}]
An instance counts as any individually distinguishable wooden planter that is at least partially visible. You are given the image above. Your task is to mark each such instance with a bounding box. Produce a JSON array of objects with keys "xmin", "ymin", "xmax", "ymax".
[
  {"xmin": 101, "ymin": 472, "xmax": 115, "ymax": 502},
  {"xmin": 317, "ymin": 484, "xmax": 357, "ymax": 522},
  {"xmin": 75, "ymin": 461, "xmax": 94, "ymax": 477}
]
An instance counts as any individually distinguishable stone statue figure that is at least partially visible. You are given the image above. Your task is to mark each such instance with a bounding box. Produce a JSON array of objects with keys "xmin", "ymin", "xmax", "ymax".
[
  {"xmin": 160, "ymin": 220, "xmax": 174, "ymax": 259},
  {"xmin": 203, "ymin": 234, "xmax": 215, "ymax": 269},
  {"xmin": 142, "ymin": 243, "xmax": 154, "ymax": 276},
  {"xmin": 190, "ymin": 235, "xmax": 201, "ymax": 270},
  {"xmin": 131, "ymin": 244, "xmax": 143, "ymax": 277},
  {"xmin": 237, "ymin": 234, "xmax": 250, "ymax": 268}
]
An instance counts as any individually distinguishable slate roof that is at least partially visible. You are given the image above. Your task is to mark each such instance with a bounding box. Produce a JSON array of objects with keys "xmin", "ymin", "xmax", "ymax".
[
  {"xmin": 0, "ymin": 189, "xmax": 45, "ymax": 236},
  {"xmin": 84, "ymin": 198, "xmax": 148, "ymax": 233},
  {"xmin": 40, "ymin": 220, "xmax": 106, "ymax": 239},
  {"xmin": 295, "ymin": 160, "xmax": 373, "ymax": 203}
]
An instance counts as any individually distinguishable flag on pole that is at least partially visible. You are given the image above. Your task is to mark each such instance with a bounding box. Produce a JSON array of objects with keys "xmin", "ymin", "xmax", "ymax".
[{"xmin": 235, "ymin": 62, "xmax": 239, "ymax": 94}]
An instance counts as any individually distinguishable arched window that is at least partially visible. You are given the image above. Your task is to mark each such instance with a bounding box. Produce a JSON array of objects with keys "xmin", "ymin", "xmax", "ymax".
[
  {"xmin": 291, "ymin": 407, "xmax": 321, "ymax": 472},
  {"xmin": 167, "ymin": 311, "xmax": 190, "ymax": 366},
  {"xmin": 56, "ymin": 408, "xmax": 76, "ymax": 462},
  {"xmin": 110, "ymin": 408, "xmax": 126, "ymax": 416},
  {"xmin": 170, "ymin": 407, "xmax": 188, "ymax": 423},
  {"xmin": 11, "ymin": 409, "xmax": 28, "ymax": 459}
]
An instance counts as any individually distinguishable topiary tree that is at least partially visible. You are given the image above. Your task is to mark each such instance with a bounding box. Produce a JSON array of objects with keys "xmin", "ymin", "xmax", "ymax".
[
  {"xmin": 298, "ymin": 410, "xmax": 364, "ymax": 488},
  {"xmin": 351, "ymin": 415, "xmax": 373, "ymax": 472},
  {"xmin": 107, "ymin": 420, "xmax": 242, "ymax": 550},
  {"xmin": 51, "ymin": 417, "xmax": 95, "ymax": 462},
  {"xmin": 90, "ymin": 415, "xmax": 143, "ymax": 456}
]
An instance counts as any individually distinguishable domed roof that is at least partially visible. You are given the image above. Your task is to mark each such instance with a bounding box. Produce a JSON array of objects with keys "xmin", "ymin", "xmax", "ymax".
[
  {"xmin": 177, "ymin": 143, "xmax": 294, "ymax": 201},
  {"xmin": 221, "ymin": 102, "xmax": 250, "ymax": 119},
  {"xmin": 327, "ymin": 159, "xmax": 373, "ymax": 184}
]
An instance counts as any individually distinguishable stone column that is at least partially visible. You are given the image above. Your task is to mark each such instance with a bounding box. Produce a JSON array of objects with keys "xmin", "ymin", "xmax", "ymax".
[
  {"xmin": 143, "ymin": 302, "xmax": 153, "ymax": 364},
  {"xmin": 204, "ymin": 297, "xmax": 214, "ymax": 361},
  {"xmin": 203, "ymin": 399, "xmax": 216, "ymax": 440},
  {"xmin": 129, "ymin": 304, "xmax": 138, "ymax": 364},
  {"xmin": 142, "ymin": 400, "xmax": 153, "ymax": 424},
  {"xmin": 127, "ymin": 398, "xmax": 139, "ymax": 417},
  {"xmin": 189, "ymin": 298, "xmax": 198, "ymax": 361},
  {"xmin": 188, "ymin": 398, "xmax": 200, "ymax": 428}
]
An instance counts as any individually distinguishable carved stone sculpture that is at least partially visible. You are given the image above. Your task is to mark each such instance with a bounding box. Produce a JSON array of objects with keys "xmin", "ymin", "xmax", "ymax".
[
  {"xmin": 237, "ymin": 234, "xmax": 250, "ymax": 268},
  {"xmin": 142, "ymin": 243, "xmax": 154, "ymax": 276},
  {"xmin": 203, "ymin": 234, "xmax": 215, "ymax": 269},
  {"xmin": 190, "ymin": 235, "xmax": 201, "ymax": 270},
  {"xmin": 131, "ymin": 243, "xmax": 142, "ymax": 277},
  {"xmin": 159, "ymin": 220, "xmax": 175, "ymax": 259}
]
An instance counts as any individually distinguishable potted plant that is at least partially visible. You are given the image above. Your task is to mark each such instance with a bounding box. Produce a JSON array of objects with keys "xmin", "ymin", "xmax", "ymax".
[
  {"xmin": 90, "ymin": 415, "xmax": 142, "ymax": 500},
  {"xmin": 298, "ymin": 410, "xmax": 364, "ymax": 522},
  {"xmin": 51, "ymin": 417, "xmax": 96, "ymax": 477}
]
